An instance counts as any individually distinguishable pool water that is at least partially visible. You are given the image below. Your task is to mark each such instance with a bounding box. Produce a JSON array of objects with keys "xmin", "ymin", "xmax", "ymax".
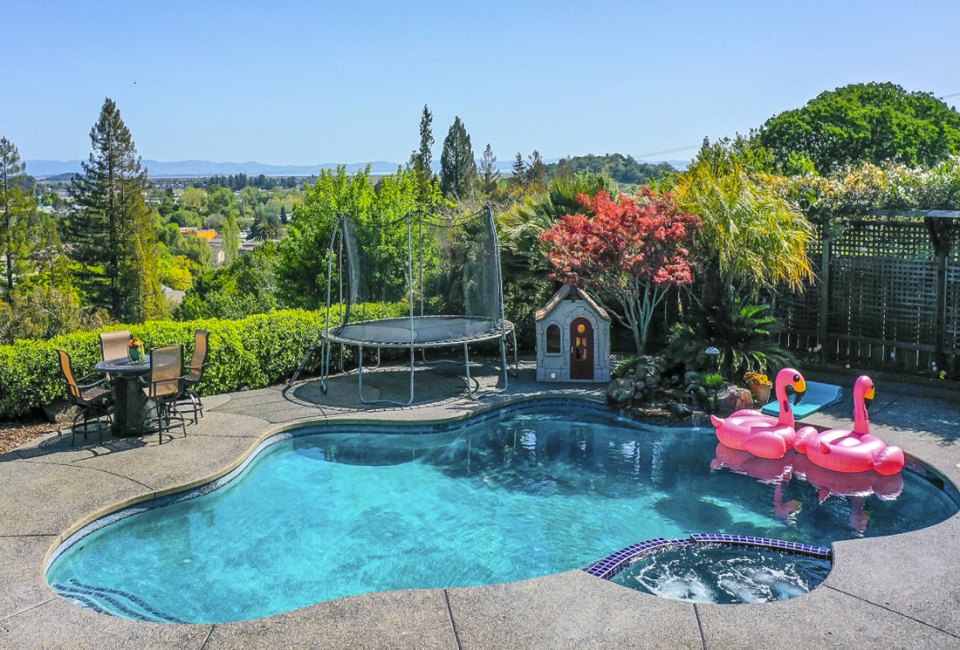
[
  {"xmin": 611, "ymin": 544, "xmax": 832, "ymax": 604},
  {"xmin": 47, "ymin": 401, "xmax": 958, "ymax": 623}
]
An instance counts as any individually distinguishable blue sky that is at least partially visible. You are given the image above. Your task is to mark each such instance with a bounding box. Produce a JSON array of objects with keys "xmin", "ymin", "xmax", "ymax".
[{"xmin": 4, "ymin": 1, "xmax": 960, "ymax": 165}]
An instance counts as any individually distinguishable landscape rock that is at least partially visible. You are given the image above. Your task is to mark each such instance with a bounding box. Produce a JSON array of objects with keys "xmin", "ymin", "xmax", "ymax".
[
  {"xmin": 607, "ymin": 378, "xmax": 635, "ymax": 405},
  {"xmin": 716, "ymin": 384, "xmax": 754, "ymax": 416},
  {"xmin": 672, "ymin": 402, "xmax": 693, "ymax": 418},
  {"xmin": 684, "ymin": 371, "xmax": 700, "ymax": 387}
]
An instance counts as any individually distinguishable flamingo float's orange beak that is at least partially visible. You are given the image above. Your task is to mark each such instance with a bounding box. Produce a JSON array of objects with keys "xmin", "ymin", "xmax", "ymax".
[
  {"xmin": 864, "ymin": 385, "xmax": 876, "ymax": 409},
  {"xmin": 792, "ymin": 377, "xmax": 807, "ymax": 405}
]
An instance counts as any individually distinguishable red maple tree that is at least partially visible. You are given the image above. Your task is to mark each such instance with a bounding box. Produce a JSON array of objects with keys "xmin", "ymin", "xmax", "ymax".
[{"xmin": 540, "ymin": 188, "xmax": 700, "ymax": 353}]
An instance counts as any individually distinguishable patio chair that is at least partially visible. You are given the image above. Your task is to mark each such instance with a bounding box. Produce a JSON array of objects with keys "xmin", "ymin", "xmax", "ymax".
[
  {"xmin": 100, "ymin": 330, "xmax": 132, "ymax": 362},
  {"xmin": 57, "ymin": 350, "xmax": 113, "ymax": 447},
  {"xmin": 142, "ymin": 344, "xmax": 188, "ymax": 442},
  {"xmin": 179, "ymin": 329, "xmax": 209, "ymax": 424}
]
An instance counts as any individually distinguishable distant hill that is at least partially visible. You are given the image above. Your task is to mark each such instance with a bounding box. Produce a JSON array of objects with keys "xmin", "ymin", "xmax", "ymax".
[
  {"xmin": 546, "ymin": 154, "xmax": 678, "ymax": 186},
  {"xmin": 25, "ymin": 159, "xmax": 405, "ymax": 179}
]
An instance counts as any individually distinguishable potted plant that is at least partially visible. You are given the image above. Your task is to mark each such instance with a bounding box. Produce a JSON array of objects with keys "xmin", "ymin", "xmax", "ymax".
[
  {"xmin": 128, "ymin": 337, "xmax": 146, "ymax": 362},
  {"xmin": 744, "ymin": 371, "xmax": 772, "ymax": 405}
]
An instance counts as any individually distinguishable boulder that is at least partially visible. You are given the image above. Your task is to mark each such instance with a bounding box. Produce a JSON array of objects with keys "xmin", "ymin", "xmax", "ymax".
[
  {"xmin": 644, "ymin": 374, "xmax": 659, "ymax": 388},
  {"xmin": 672, "ymin": 402, "xmax": 693, "ymax": 418},
  {"xmin": 607, "ymin": 378, "xmax": 636, "ymax": 405},
  {"xmin": 716, "ymin": 384, "xmax": 754, "ymax": 416},
  {"xmin": 633, "ymin": 365, "xmax": 648, "ymax": 381},
  {"xmin": 684, "ymin": 371, "xmax": 700, "ymax": 387}
]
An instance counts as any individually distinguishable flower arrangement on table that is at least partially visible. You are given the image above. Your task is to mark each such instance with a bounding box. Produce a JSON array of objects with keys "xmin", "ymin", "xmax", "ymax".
[
  {"xmin": 743, "ymin": 371, "xmax": 772, "ymax": 404},
  {"xmin": 128, "ymin": 337, "xmax": 146, "ymax": 362}
]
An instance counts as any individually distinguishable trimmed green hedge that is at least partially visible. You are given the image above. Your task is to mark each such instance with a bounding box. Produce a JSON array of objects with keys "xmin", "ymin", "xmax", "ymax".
[{"xmin": 0, "ymin": 303, "xmax": 404, "ymax": 420}]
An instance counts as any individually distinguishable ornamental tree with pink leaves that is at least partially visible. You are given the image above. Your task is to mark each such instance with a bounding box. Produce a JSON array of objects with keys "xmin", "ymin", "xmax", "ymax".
[{"xmin": 540, "ymin": 189, "xmax": 700, "ymax": 353}]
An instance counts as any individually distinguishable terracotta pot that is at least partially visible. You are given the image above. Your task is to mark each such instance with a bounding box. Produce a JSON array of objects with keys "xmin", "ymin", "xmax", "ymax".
[{"xmin": 749, "ymin": 384, "xmax": 772, "ymax": 405}]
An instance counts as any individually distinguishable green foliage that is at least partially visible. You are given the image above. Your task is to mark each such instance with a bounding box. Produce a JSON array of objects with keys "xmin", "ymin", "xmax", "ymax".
[
  {"xmin": 788, "ymin": 157, "xmax": 960, "ymax": 221},
  {"xmin": 410, "ymin": 104, "xmax": 434, "ymax": 190},
  {"xmin": 0, "ymin": 302, "xmax": 405, "ymax": 419},
  {"xmin": 613, "ymin": 356, "xmax": 640, "ymax": 379},
  {"xmin": 668, "ymin": 301, "xmax": 794, "ymax": 376},
  {"xmin": 478, "ymin": 143, "xmax": 500, "ymax": 195},
  {"xmin": 222, "ymin": 211, "xmax": 240, "ymax": 265},
  {"xmin": 675, "ymin": 140, "xmax": 815, "ymax": 295},
  {"xmin": 439, "ymin": 116, "xmax": 477, "ymax": 199},
  {"xmin": 703, "ymin": 372, "xmax": 725, "ymax": 389},
  {"xmin": 758, "ymin": 82, "xmax": 960, "ymax": 174},
  {"xmin": 545, "ymin": 153, "xmax": 676, "ymax": 189},
  {"xmin": 176, "ymin": 243, "xmax": 280, "ymax": 320}
]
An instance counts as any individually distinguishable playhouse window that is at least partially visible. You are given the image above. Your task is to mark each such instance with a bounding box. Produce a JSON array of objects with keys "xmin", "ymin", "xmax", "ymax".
[{"xmin": 546, "ymin": 324, "xmax": 561, "ymax": 353}]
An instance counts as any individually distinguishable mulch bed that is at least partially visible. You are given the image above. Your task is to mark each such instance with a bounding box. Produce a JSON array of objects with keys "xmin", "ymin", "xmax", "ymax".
[{"xmin": 0, "ymin": 419, "xmax": 59, "ymax": 455}]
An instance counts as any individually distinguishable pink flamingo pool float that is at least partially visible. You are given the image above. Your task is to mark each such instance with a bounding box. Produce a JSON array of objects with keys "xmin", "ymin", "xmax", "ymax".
[
  {"xmin": 794, "ymin": 375, "xmax": 904, "ymax": 476},
  {"xmin": 710, "ymin": 443, "xmax": 801, "ymax": 522},
  {"xmin": 711, "ymin": 368, "xmax": 807, "ymax": 459}
]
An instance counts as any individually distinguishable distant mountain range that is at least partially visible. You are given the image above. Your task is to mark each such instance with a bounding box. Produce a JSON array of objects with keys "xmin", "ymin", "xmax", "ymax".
[{"xmin": 25, "ymin": 156, "xmax": 688, "ymax": 179}]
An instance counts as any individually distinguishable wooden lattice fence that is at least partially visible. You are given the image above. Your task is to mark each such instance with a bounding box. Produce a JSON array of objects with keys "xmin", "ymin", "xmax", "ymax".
[{"xmin": 777, "ymin": 212, "xmax": 959, "ymax": 372}]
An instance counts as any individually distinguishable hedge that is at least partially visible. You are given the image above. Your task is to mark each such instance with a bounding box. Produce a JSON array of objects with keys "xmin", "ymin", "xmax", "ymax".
[{"xmin": 0, "ymin": 303, "xmax": 405, "ymax": 420}]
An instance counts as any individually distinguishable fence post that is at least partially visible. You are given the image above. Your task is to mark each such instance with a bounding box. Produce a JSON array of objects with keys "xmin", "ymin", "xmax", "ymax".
[
  {"xmin": 927, "ymin": 218, "xmax": 951, "ymax": 369},
  {"xmin": 818, "ymin": 218, "xmax": 831, "ymax": 356}
]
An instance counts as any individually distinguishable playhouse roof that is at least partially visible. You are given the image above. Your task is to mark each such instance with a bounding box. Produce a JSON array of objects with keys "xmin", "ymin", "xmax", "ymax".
[{"xmin": 535, "ymin": 284, "xmax": 610, "ymax": 322}]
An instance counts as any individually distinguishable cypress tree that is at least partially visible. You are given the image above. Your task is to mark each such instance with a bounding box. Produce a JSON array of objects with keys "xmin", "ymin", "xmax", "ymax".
[
  {"xmin": 527, "ymin": 150, "xmax": 547, "ymax": 187},
  {"xmin": 478, "ymin": 144, "xmax": 500, "ymax": 195},
  {"xmin": 510, "ymin": 152, "xmax": 527, "ymax": 189},
  {"xmin": 410, "ymin": 104, "xmax": 434, "ymax": 187},
  {"xmin": 68, "ymin": 98, "xmax": 164, "ymax": 321},
  {"xmin": 222, "ymin": 211, "xmax": 240, "ymax": 266},
  {"xmin": 439, "ymin": 116, "xmax": 477, "ymax": 199}
]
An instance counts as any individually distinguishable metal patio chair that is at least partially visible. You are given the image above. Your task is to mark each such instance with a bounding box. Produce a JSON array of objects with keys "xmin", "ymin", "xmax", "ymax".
[
  {"xmin": 99, "ymin": 330, "xmax": 132, "ymax": 362},
  {"xmin": 57, "ymin": 350, "xmax": 113, "ymax": 446},
  {"xmin": 142, "ymin": 344, "xmax": 188, "ymax": 443},
  {"xmin": 179, "ymin": 330, "xmax": 209, "ymax": 424}
]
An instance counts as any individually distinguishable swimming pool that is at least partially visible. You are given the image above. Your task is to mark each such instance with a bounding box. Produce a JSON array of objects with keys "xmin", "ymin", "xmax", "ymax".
[{"xmin": 46, "ymin": 400, "xmax": 958, "ymax": 623}]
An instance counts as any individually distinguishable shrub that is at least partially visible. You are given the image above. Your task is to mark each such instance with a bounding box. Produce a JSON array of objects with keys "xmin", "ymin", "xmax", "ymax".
[
  {"xmin": 703, "ymin": 373, "xmax": 725, "ymax": 389},
  {"xmin": 0, "ymin": 303, "xmax": 404, "ymax": 420}
]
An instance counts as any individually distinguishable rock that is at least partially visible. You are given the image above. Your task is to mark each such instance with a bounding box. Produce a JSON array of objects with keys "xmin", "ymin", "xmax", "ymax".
[
  {"xmin": 684, "ymin": 371, "xmax": 700, "ymax": 387},
  {"xmin": 607, "ymin": 378, "xmax": 635, "ymax": 405},
  {"xmin": 672, "ymin": 402, "xmax": 693, "ymax": 418},
  {"xmin": 716, "ymin": 385, "xmax": 754, "ymax": 416},
  {"xmin": 644, "ymin": 374, "xmax": 659, "ymax": 388},
  {"xmin": 653, "ymin": 356, "xmax": 667, "ymax": 373},
  {"xmin": 42, "ymin": 399, "xmax": 78, "ymax": 424},
  {"xmin": 633, "ymin": 365, "xmax": 648, "ymax": 380},
  {"xmin": 696, "ymin": 386, "xmax": 708, "ymax": 399}
]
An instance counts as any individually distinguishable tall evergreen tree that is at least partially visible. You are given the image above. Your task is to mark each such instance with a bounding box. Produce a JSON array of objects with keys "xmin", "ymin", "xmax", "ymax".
[
  {"xmin": 222, "ymin": 211, "xmax": 240, "ymax": 266},
  {"xmin": 526, "ymin": 150, "xmax": 547, "ymax": 187},
  {"xmin": 439, "ymin": 116, "xmax": 477, "ymax": 199},
  {"xmin": 478, "ymin": 144, "xmax": 501, "ymax": 195},
  {"xmin": 68, "ymin": 98, "xmax": 164, "ymax": 321},
  {"xmin": 510, "ymin": 152, "xmax": 527, "ymax": 189},
  {"xmin": 279, "ymin": 204, "xmax": 289, "ymax": 225},
  {"xmin": 409, "ymin": 104, "xmax": 434, "ymax": 187},
  {"xmin": 0, "ymin": 137, "xmax": 34, "ymax": 296}
]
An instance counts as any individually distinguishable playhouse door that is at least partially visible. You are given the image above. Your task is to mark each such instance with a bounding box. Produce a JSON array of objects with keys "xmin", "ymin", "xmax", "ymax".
[{"xmin": 570, "ymin": 317, "xmax": 594, "ymax": 380}]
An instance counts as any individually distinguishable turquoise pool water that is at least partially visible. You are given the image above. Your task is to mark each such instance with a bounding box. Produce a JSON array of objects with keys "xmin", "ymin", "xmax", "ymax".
[{"xmin": 47, "ymin": 401, "xmax": 958, "ymax": 623}]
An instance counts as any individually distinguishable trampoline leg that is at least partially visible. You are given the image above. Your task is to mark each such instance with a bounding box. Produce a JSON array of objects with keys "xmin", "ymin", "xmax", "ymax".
[
  {"xmin": 499, "ymin": 333, "xmax": 510, "ymax": 391},
  {"xmin": 510, "ymin": 327, "xmax": 520, "ymax": 378},
  {"xmin": 357, "ymin": 344, "xmax": 415, "ymax": 407},
  {"xmin": 463, "ymin": 343, "xmax": 478, "ymax": 400}
]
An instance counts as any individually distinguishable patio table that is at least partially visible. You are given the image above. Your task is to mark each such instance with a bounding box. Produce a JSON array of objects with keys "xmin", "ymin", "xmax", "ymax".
[{"xmin": 95, "ymin": 358, "xmax": 151, "ymax": 436}]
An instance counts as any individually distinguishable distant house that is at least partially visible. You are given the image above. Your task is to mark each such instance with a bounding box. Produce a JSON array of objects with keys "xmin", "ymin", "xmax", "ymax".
[{"xmin": 178, "ymin": 227, "xmax": 218, "ymax": 241}]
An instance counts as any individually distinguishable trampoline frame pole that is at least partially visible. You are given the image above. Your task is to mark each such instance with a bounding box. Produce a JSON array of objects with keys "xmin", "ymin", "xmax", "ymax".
[
  {"xmin": 488, "ymin": 205, "xmax": 512, "ymax": 389},
  {"xmin": 320, "ymin": 217, "xmax": 341, "ymax": 395}
]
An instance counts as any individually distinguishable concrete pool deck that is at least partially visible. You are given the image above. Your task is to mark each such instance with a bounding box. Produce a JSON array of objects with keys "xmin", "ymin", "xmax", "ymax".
[{"xmin": 1, "ymin": 361, "xmax": 959, "ymax": 649}]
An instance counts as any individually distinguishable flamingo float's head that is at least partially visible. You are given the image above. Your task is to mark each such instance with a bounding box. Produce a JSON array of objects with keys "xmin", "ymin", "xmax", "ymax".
[
  {"xmin": 856, "ymin": 375, "xmax": 876, "ymax": 409},
  {"xmin": 777, "ymin": 368, "xmax": 807, "ymax": 405}
]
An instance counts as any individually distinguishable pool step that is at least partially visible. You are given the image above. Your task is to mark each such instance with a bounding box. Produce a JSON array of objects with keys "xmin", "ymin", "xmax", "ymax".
[{"xmin": 52, "ymin": 578, "xmax": 185, "ymax": 623}]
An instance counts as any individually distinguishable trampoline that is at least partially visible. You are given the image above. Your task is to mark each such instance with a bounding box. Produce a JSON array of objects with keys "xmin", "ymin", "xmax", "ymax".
[{"xmin": 292, "ymin": 207, "xmax": 518, "ymax": 406}]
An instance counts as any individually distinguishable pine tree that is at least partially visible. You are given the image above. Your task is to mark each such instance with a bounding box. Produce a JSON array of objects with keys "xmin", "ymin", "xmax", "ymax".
[
  {"xmin": 439, "ymin": 116, "xmax": 477, "ymax": 199},
  {"xmin": 409, "ymin": 104, "xmax": 434, "ymax": 187},
  {"xmin": 478, "ymin": 144, "xmax": 500, "ymax": 195},
  {"xmin": 527, "ymin": 150, "xmax": 547, "ymax": 187},
  {"xmin": 222, "ymin": 211, "xmax": 240, "ymax": 266},
  {"xmin": 279, "ymin": 204, "xmax": 289, "ymax": 225},
  {"xmin": 68, "ymin": 98, "xmax": 165, "ymax": 321},
  {"xmin": 0, "ymin": 137, "xmax": 34, "ymax": 296},
  {"xmin": 510, "ymin": 152, "xmax": 527, "ymax": 189}
]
